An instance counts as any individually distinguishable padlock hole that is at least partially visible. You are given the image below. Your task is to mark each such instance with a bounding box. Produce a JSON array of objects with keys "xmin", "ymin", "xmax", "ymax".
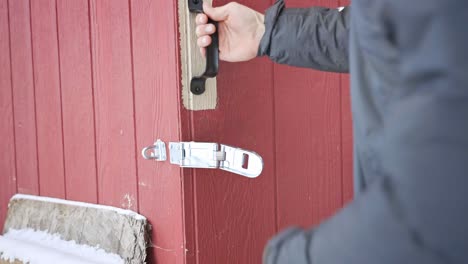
[{"xmin": 242, "ymin": 153, "xmax": 249, "ymax": 169}]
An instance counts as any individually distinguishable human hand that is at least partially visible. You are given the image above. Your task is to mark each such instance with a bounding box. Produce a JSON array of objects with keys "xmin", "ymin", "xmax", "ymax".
[{"xmin": 196, "ymin": 2, "xmax": 265, "ymax": 62}]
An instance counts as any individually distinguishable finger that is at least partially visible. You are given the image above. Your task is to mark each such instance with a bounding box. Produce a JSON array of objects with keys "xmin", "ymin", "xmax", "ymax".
[
  {"xmin": 196, "ymin": 13, "xmax": 208, "ymax": 25},
  {"xmin": 196, "ymin": 24, "xmax": 216, "ymax": 37},
  {"xmin": 200, "ymin": 47, "xmax": 206, "ymax": 58},
  {"xmin": 197, "ymin": 36, "xmax": 212, "ymax": 48},
  {"xmin": 203, "ymin": 2, "xmax": 229, "ymax": 21}
]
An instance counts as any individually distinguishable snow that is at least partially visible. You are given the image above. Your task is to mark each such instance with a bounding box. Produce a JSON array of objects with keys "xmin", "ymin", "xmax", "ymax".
[
  {"xmin": 11, "ymin": 194, "xmax": 146, "ymax": 220},
  {"xmin": 0, "ymin": 229, "xmax": 124, "ymax": 264}
]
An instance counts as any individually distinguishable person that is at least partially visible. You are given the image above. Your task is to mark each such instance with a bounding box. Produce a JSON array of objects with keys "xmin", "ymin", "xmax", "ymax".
[{"xmin": 196, "ymin": 0, "xmax": 468, "ymax": 263}]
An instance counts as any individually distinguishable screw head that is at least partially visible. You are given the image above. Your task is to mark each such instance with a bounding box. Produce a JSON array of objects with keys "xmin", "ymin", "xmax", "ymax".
[{"xmin": 191, "ymin": 85, "xmax": 205, "ymax": 95}]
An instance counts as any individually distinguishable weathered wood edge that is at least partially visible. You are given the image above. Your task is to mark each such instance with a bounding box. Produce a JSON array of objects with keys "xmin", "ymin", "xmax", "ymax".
[
  {"xmin": 3, "ymin": 195, "xmax": 149, "ymax": 264},
  {"xmin": 178, "ymin": 0, "xmax": 217, "ymax": 110}
]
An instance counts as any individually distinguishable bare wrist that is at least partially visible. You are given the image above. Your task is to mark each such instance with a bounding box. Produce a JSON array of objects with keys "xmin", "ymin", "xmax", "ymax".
[{"xmin": 255, "ymin": 13, "xmax": 266, "ymax": 54}]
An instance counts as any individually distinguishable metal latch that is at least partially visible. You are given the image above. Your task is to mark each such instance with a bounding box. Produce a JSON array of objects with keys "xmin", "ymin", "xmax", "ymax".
[{"xmin": 142, "ymin": 140, "xmax": 263, "ymax": 178}]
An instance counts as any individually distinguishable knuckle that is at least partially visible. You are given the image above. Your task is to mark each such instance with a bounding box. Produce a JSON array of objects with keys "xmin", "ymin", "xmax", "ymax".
[
  {"xmin": 203, "ymin": 36, "xmax": 211, "ymax": 46},
  {"xmin": 196, "ymin": 14, "xmax": 206, "ymax": 24}
]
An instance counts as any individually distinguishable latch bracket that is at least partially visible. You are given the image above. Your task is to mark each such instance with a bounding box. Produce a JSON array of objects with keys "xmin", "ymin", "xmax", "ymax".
[
  {"xmin": 142, "ymin": 140, "xmax": 263, "ymax": 178},
  {"xmin": 169, "ymin": 142, "xmax": 263, "ymax": 178},
  {"xmin": 169, "ymin": 142, "xmax": 220, "ymax": 169}
]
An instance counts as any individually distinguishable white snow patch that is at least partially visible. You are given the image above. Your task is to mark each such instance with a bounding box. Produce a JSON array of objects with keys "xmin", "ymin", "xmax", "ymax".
[
  {"xmin": 11, "ymin": 194, "xmax": 146, "ymax": 220},
  {"xmin": 0, "ymin": 229, "xmax": 124, "ymax": 264}
]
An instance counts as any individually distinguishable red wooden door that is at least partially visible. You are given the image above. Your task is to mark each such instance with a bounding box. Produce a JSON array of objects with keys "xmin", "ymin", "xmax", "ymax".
[
  {"xmin": 0, "ymin": 0, "xmax": 352, "ymax": 263},
  {"xmin": 180, "ymin": 0, "xmax": 353, "ymax": 263}
]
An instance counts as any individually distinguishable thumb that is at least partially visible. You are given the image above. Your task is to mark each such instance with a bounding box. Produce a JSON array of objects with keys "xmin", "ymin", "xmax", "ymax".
[{"xmin": 203, "ymin": 2, "xmax": 229, "ymax": 21}]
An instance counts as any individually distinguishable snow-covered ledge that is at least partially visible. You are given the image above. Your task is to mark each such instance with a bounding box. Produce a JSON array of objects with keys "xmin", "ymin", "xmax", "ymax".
[
  {"xmin": 2, "ymin": 194, "xmax": 149, "ymax": 264},
  {"xmin": 0, "ymin": 229, "xmax": 124, "ymax": 264}
]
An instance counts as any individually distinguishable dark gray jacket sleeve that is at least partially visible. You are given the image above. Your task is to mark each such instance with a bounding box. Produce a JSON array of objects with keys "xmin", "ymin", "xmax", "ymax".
[
  {"xmin": 257, "ymin": 0, "xmax": 349, "ymax": 73},
  {"xmin": 263, "ymin": 1, "xmax": 468, "ymax": 264}
]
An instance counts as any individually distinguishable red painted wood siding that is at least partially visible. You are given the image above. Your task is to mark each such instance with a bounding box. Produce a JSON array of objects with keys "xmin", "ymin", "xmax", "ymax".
[
  {"xmin": 0, "ymin": 1, "xmax": 184, "ymax": 263},
  {"xmin": 0, "ymin": 0, "xmax": 17, "ymax": 230},
  {"xmin": 31, "ymin": 0, "xmax": 66, "ymax": 199},
  {"xmin": 57, "ymin": 0, "xmax": 98, "ymax": 204},
  {"xmin": 0, "ymin": 0, "xmax": 353, "ymax": 263},
  {"xmin": 8, "ymin": 0, "xmax": 39, "ymax": 196}
]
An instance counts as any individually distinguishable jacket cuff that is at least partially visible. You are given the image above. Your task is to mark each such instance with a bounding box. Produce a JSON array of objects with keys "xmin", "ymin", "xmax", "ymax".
[
  {"xmin": 257, "ymin": 0, "xmax": 285, "ymax": 57},
  {"xmin": 263, "ymin": 227, "xmax": 304, "ymax": 264}
]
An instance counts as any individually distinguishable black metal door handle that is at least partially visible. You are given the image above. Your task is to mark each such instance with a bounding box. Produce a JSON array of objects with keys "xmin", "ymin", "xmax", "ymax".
[{"xmin": 188, "ymin": 0, "xmax": 219, "ymax": 95}]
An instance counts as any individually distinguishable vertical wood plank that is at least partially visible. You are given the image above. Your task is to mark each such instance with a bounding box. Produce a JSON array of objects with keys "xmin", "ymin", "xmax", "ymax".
[
  {"xmin": 89, "ymin": 0, "xmax": 138, "ymax": 210},
  {"xmin": 30, "ymin": 0, "xmax": 65, "ymax": 198},
  {"xmin": 56, "ymin": 0, "xmax": 98, "ymax": 203},
  {"xmin": 341, "ymin": 75, "xmax": 353, "ymax": 203},
  {"xmin": 0, "ymin": 0, "xmax": 17, "ymax": 229},
  {"xmin": 130, "ymin": 0, "xmax": 185, "ymax": 263},
  {"xmin": 8, "ymin": 0, "xmax": 39, "ymax": 195},
  {"xmin": 181, "ymin": 1, "xmax": 277, "ymax": 263},
  {"xmin": 340, "ymin": 0, "xmax": 353, "ymax": 204},
  {"xmin": 189, "ymin": 60, "xmax": 276, "ymax": 264},
  {"xmin": 274, "ymin": 0, "xmax": 343, "ymax": 229}
]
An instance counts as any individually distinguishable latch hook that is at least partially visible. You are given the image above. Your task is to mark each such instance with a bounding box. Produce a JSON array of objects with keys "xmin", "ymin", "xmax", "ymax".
[{"xmin": 141, "ymin": 139, "xmax": 167, "ymax": 161}]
